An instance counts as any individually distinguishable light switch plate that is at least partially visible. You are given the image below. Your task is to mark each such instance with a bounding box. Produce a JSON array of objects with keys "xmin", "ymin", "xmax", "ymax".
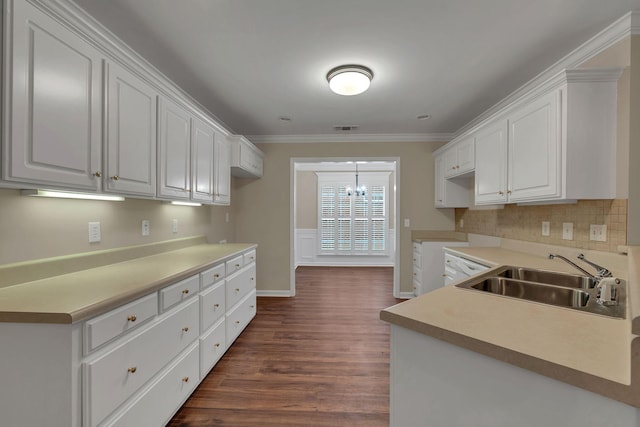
[
  {"xmin": 562, "ymin": 222, "xmax": 573, "ymax": 240},
  {"xmin": 404, "ymin": 218, "xmax": 411, "ymax": 228},
  {"xmin": 541, "ymin": 221, "xmax": 550, "ymax": 237},
  {"xmin": 88, "ymin": 222, "xmax": 101, "ymax": 243},
  {"xmin": 172, "ymin": 219, "xmax": 178, "ymax": 233},
  {"xmin": 590, "ymin": 224, "xmax": 607, "ymax": 242}
]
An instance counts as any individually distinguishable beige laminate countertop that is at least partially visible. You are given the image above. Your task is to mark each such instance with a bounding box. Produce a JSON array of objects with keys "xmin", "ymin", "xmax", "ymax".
[
  {"xmin": 381, "ymin": 245, "xmax": 640, "ymax": 407},
  {"xmin": 0, "ymin": 243, "xmax": 256, "ymax": 324}
]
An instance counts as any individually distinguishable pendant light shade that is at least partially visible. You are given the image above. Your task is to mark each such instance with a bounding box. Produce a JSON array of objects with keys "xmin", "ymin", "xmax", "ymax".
[{"xmin": 327, "ymin": 65, "xmax": 373, "ymax": 96}]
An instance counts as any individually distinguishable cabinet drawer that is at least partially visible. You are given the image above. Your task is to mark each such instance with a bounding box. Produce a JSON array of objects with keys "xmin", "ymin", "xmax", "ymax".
[
  {"xmin": 226, "ymin": 264, "xmax": 256, "ymax": 309},
  {"xmin": 412, "ymin": 265, "xmax": 422, "ymax": 284},
  {"xmin": 243, "ymin": 249, "xmax": 256, "ymax": 265},
  {"xmin": 200, "ymin": 263, "xmax": 225, "ymax": 289},
  {"xmin": 200, "ymin": 281, "xmax": 226, "ymax": 332},
  {"xmin": 84, "ymin": 293, "xmax": 157, "ymax": 354},
  {"xmin": 226, "ymin": 255, "xmax": 244, "ymax": 274},
  {"xmin": 160, "ymin": 274, "xmax": 199, "ymax": 312},
  {"xmin": 413, "ymin": 279, "xmax": 421, "ymax": 296},
  {"xmin": 412, "ymin": 250, "xmax": 422, "ymax": 269},
  {"xmin": 108, "ymin": 342, "xmax": 199, "ymax": 427},
  {"xmin": 226, "ymin": 290, "xmax": 256, "ymax": 346},
  {"xmin": 412, "ymin": 242, "xmax": 422, "ymax": 253},
  {"xmin": 200, "ymin": 318, "xmax": 226, "ymax": 379},
  {"xmin": 83, "ymin": 298, "xmax": 198, "ymax": 427}
]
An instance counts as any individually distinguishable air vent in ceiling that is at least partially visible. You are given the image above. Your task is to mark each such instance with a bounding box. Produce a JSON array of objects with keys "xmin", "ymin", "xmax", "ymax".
[{"xmin": 333, "ymin": 125, "xmax": 359, "ymax": 131}]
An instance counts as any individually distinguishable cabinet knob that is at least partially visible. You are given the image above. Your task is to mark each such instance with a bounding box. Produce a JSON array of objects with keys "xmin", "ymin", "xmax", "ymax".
[
  {"xmin": 127, "ymin": 315, "xmax": 137, "ymax": 322},
  {"xmin": 182, "ymin": 289, "xmax": 190, "ymax": 295},
  {"xmin": 214, "ymin": 274, "xmax": 220, "ymax": 278},
  {"xmin": 182, "ymin": 377, "xmax": 189, "ymax": 383},
  {"xmin": 215, "ymin": 343, "xmax": 221, "ymax": 348},
  {"xmin": 111, "ymin": 175, "xmax": 119, "ymax": 181},
  {"xmin": 214, "ymin": 303, "xmax": 220, "ymax": 308},
  {"xmin": 235, "ymin": 264, "xmax": 241, "ymax": 268},
  {"xmin": 236, "ymin": 320, "xmax": 240, "ymax": 324},
  {"xmin": 127, "ymin": 367, "xmax": 137, "ymax": 374},
  {"xmin": 507, "ymin": 190, "xmax": 512, "ymax": 194},
  {"xmin": 250, "ymin": 305, "xmax": 255, "ymax": 309},
  {"xmin": 498, "ymin": 191, "xmax": 504, "ymax": 195},
  {"xmin": 235, "ymin": 288, "xmax": 240, "ymax": 292},
  {"xmin": 182, "ymin": 327, "xmax": 189, "ymax": 332},
  {"xmin": 94, "ymin": 171, "xmax": 102, "ymax": 178},
  {"xmin": 442, "ymin": 274, "xmax": 447, "ymax": 277}
]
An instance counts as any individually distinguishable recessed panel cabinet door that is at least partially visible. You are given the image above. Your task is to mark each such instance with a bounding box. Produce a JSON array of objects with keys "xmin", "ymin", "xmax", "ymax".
[
  {"xmin": 105, "ymin": 61, "xmax": 158, "ymax": 196},
  {"xmin": 474, "ymin": 119, "xmax": 508, "ymax": 204},
  {"xmin": 191, "ymin": 118, "xmax": 215, "ymax": 203},
  {"xmin": 158, "ymin": 98, "xmax": 191, "ymax": 199},
  {"xmin": 5, "ymin": 0, "xmax": 102, "ymax": 189},
  {"xmin": 213, "ymin": 134, "xmax": 231, "ymax": 205}
]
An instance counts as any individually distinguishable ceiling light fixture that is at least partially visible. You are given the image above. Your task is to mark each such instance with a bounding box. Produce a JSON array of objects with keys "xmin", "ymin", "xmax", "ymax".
[
  {"xmin": 346, "ymin": 163, "xmax": 366, "ymax": 197},
  {"xmin": 21, "ymin": 189, "xmax": 125, "ymax": 201},
  {"xmin": 327, "ymin": 65, "xmax": 373, "ymax": 96}
]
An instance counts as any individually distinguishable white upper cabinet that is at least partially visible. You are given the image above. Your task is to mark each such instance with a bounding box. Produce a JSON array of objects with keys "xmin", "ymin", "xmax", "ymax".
[
  {"xmin": 213, "ymin": 133, "xmax": 231, "ymax": 205},
  {"xmin": 105, "ymin": 61, "xmax": 158, "ymax": 196},
  {"xmin": 474, "ymin": 120, "xmax": 508, "ymax": 204},
  {"xmin": 229, "ymin": 136, "xmax": 264, "ymax": 178},
  {"xmin": 158, "ymin": 97, "xmax": 192, "ymax": 199},
  {"xmin": 444, "ymin": 136, "xmax": 475, "ymax": 178},
  {"xmin": 434, "ymin": 153, "xmax": 470, "ymax": 208},
  {"xmin": 191, "ymin": 118, "xmax": 215, "ymax": 203},
  {"xmin": 3, "ymin": 0, "xmax": 103, "ymax": 190},
  {"xmin": 472, "ymin": 68, "xmax": 621, "ymax": 205}
]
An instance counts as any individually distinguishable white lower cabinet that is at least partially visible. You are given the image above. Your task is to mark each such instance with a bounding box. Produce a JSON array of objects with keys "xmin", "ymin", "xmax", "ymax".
[
  {"xmin": 199, "ymin": 318, "xmax": 227, "ymax": 379},
  {"xmin": 108, "ymin": 342, "xmax": 200, "ymax": 427},
  {"xmin": 412, "ymin": 240, "xmax": 469, "ymax": 296},
  {"xmin": 226, "ymin": 290, "xmax": 257, "ymax": 346}
]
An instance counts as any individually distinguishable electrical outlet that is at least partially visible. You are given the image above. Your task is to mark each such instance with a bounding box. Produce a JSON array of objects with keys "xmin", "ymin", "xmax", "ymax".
[
  {"xmin": 459, "ymin": 219, "xmax": 464, "ymax": 229},
  {"xmin": 590, "ymin": 224, "xmax": 607, "ymax": 242},
  {"xmin": 141, "ymin": 219, "xmax": 150, "ymax": 236},
  {"xmin": 172, "ymin": 219, "xmax": 178, "ymax": 233},
  {"xmin": 88, "ymin": 222, "xmax": 101, "ymax": 243},
  {"xmin": 541, "ymin": 221, "xmax": 550, "ymax": 237},
  {"xmin": 562, "ymin": 222, "xmax": 573, "ymax": 240}
]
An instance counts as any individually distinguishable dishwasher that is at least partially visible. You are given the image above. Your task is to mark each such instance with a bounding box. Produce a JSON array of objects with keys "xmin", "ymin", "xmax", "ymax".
[{"xmin": 443, "ymin": 252, "xmax": 490, "ymax": 285}]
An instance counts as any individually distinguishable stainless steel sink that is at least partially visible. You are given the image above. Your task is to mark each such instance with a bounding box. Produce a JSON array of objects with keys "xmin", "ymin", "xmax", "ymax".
[
  {"xmin": 455, "ymin": 265, "xmax": 625, "ymax": 319},
  {"xmin": 493, "ymin": 266, "xmax": 597, "ymax": 289},
  {"xmin": 469, "ymin": 277, "xmax": 589, "ymax": 308}
]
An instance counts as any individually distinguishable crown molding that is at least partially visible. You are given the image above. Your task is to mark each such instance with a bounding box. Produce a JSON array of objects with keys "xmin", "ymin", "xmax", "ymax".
[
  {"xmin": 452, "ymin": 10, "xmax": 639, "ymax": 140},
  {"xmin": 246, "ymin": 133, "xmax": 454, "ymax": 144}
]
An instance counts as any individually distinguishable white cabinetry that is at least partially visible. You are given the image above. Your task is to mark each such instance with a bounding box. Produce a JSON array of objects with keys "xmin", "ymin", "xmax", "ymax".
[
  {"xmin": 191, "ymin": 118, "xmax": 216, "ymax": 203},
  {"xmin": 412, "ymin": 240, "xmax": 469, "ymax": 296},
  {"xmin": 229, "ymin": 135, "xmax": 264, "ymax": 178},
  {"xmin": 444, "ymin": 136, "xmax": 475, "ymax": 178},
  {"xmin": 0, "ymin": 246, "xmax": 257, "ymax": 427},
  {"xmin": 434, "ymin": 153, "xmax": 470, "ymax": 208},
  {"xmin": 3, "ymin": 0, "xmax": 103, "ymax": 190},
  {"xmin": 105, "ymin": 61, "xmax": 158, "ymax": 196},
  {"xmin": 473, "ymin": 68, "xmax": 621, "ymax": 205},
  {"xmin": 213, "ymin": 133, "xmax": 231, "ymax": 205},
  {"xmin": 158, "ymin": 97, "xmax": 192, "ymax": 199}
]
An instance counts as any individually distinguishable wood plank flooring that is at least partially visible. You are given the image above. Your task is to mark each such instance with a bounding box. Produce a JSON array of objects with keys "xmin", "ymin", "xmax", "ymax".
[{"xmin": 167, "ymin": 266, "xmax": 401, "ymax": 427}]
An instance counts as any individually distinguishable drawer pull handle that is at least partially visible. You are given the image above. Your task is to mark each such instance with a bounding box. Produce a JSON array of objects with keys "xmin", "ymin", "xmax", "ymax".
[
  {"xmin": 235, "ymin": 320, "xmax": 240, "ymax": 324},
  {"xmin": 94, "ymin": 171, "xmax": 102, "ymax": 177},
  {"xmin": 250, "ymin": 305, "xmax": 255, "ymax": 308},
  {"xmin": 127, "ymin": 367, "xmax": 137, "ymax": 374},
  {"xmin": 182, "ymin": 377, "xmax": 189, "ymax": 383},
  {"xmin": 215, "ymin": 343, "xmax": 221, "ymax": 348},
  {"xmin": 214, "ymin": 274, "xmax": 220, "ymax": 278},
  {"xmin": 442, "ymin": 274, "xmax": 447, "ymax": 277},
  {"xmin": 127, "ymin": 315, "xmax": 137, "ymax": 322},
  {"xmin": 235, "ymin": 288, "xmax": 240, "ymax": 292},
  {"xmin": 182, "ymin": 289, "xmax": 190, "ymax": 295},
  {"xmin": 111, "ymin": 175, "xmax": 119, "ymax": 181},
  {"xmin": 214, "ymin": 303, "xmax": 220, "ymax": 308},
  {"xmin": 182, "ymin": 327, "xmax": 189, "ymax": 332},
  {"xmin": 235, "ymin": 264, "xmax": 241, "ymax": 268}
]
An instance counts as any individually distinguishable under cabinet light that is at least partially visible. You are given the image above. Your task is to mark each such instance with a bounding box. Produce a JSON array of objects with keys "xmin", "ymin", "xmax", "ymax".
[
  {"xmin": 21, "ymin": 189, "xmax": 125, "ymax": 201},
  {"xmin": 169, "ymin": 201, "xmax": 203, "ymax": 207}
]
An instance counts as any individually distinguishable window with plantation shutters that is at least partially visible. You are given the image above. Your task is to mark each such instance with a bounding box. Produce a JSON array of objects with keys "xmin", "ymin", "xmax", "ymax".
[{"xmin": 317, "ymin": 172, "xmax": 390, "ymax": 256}]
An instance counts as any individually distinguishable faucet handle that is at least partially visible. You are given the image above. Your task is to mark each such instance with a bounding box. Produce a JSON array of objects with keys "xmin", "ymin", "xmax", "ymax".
[{"xmin": 597, "ymin": 277, "xmax": 620, "ymax": 306}]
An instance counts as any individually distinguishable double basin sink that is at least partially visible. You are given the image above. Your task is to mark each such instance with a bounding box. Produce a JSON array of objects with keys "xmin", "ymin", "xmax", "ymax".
[{"xmin": 456, "ymin": 266, "xmax": 625, "ymax": 319}]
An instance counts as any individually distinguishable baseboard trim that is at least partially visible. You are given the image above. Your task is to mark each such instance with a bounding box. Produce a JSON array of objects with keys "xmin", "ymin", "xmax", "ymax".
[
  {"xmin": 256, "ymin": 290, "xmax": 292, "ymax": 297},
  {"xmin": 396, "ymin": 292, "xmax": 414, "ymax": 300}
]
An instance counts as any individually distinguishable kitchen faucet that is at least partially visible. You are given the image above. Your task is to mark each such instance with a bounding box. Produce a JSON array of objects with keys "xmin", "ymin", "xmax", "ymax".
[
  {"xmin": 548, "ymin": 253, "xmax": 619, "ymax": 306},
  {"xmin": 576, "ymin": 253, "xmax": 613, "ymax": 278},
  {"xmin": 547, "ymin": 254, "xmax": 597, "ymax": 279}
]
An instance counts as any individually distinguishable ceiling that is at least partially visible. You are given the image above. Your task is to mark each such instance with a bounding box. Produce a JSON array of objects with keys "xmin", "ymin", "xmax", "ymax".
[{"xmin": 73, "ymin": 0, "xmax": 640, "ymax": 141}]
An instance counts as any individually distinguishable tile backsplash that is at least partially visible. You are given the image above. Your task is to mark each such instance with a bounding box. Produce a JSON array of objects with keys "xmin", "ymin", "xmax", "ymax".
[{"xmin": 455, "ymin": 199, "xmax": 627, "ymax": 253}]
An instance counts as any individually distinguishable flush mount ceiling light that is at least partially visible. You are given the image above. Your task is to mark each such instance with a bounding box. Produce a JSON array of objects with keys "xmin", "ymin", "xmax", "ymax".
[{"xmin": 327, "ymin": 65, "xmax": 373, "ymax": 96}]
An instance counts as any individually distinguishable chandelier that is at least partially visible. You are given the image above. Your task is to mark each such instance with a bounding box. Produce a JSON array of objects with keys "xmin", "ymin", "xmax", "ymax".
[{"xmin": 346, "ymin": 164, "xmax": 366, "ymax": 196}]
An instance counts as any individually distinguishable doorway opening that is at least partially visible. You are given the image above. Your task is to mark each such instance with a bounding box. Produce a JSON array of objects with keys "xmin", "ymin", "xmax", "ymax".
[{"xmin": 290, "ymin": 157, "xmax": 400, "ymax": 297}]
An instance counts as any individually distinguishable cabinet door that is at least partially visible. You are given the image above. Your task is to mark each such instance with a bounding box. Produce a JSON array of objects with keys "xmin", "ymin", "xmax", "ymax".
[
  {"xmin": 158, "ymin": 98, "xmax": 191, "ymax": 199},
  {"xmin": 456, "ymin": 137, "xmax": 475, "ymax": 174},
  {"xmin": 191, "ymin": 118, "xmax": 215, "ymax": 203},
  {"xmin": 444, "ymin": 147, "xmax": 458, "ymax": 178},
  {"xmin": 105, "ymin": 62, "xmax": 157, "ymax": 196},
  {"xmin": 508, "ymin": 90, "xmax": 561, "ymax": 202},
  {"xmin": 475, "ymin": 120, "xmax": 508, "ymax": 204},
  {"xmin": 434, "ymin": 154, "xmax": 446, "ymax": 207},
  {"xmin": 4, "ymin": 0, "xmax": 102, "ymax": 190},
  {"xmin": 213, "ymin": 133, "xmax": 231, "ymax": 205}
]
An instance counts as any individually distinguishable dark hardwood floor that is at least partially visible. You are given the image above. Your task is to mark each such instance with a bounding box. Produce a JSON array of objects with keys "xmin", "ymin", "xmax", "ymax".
[{"xmin": 167, "ymin": 266, "xmax": 401, "ymax": 427}]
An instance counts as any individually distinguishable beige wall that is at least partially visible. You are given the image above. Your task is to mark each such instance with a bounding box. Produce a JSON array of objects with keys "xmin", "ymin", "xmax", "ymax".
[
  {"xmin": 233, "ymin": 141, "xmax": 453, "ymax": 294},
  {"xmin": 0, "ymin": 188, "xmax": 234, "ymax": 265}
]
